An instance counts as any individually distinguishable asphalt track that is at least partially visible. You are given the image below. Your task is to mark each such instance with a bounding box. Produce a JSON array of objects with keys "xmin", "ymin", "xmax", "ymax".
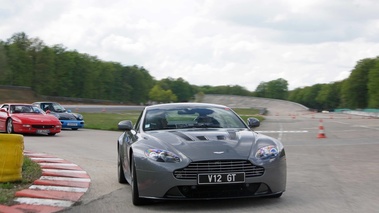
[{"xmin": 3, "ymin": 110, "xmax": 379, "ymax": 212}]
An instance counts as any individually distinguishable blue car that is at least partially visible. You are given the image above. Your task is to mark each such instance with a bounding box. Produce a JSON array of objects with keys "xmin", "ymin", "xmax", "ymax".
[{"xmin": 32, "ymin": 102, "xmax": 84, "ymax": 130}]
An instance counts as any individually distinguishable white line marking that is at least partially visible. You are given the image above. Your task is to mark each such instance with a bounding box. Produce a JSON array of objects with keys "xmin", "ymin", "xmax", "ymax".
[
  {"xmin": 278, "ymin": 124, "xmax": 283, "ymax": 141},
  {"xmin": 29, "ymin": 185, "xmax": 88, "ymax": 193},
  {"xmin": 257, "ymin": 130, "xmax": 308, "ymax": 133},
  {"xmin": 39, "ymin": 163, "xmax": 78, "ymax": 167},
  {"xmin": 24, "ymin": 153, "xmax": 49, "ymax": 156},
  {"xmin": 30, "ymin": 157, "xmax": 64, "ymax": 161},
  {"xmin": 42, "ymin": 169, "xmax": 87, "ymax": 174},
  {"xmin": 14, "ymin": 198, "xmax": 74, "ymax": 207},
  {"xmin": 40, "ymin": 176, "xmax": 91, "ymax": 182}
]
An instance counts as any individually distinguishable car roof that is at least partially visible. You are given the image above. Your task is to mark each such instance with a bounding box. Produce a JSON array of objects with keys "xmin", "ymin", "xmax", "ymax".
[
  {"xmin": 145, "ymin": 102, "xmax": 229, "ymax": 110},
  {"xmin": 33, "ymin": 101, "xmax": 59, "ymax": 104},
  {"xmin": 3, "ymin": 103, "xmax": 33, "ymax": 106}
]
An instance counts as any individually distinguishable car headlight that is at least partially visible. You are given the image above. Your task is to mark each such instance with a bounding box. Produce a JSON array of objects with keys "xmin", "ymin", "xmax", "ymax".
[
  {"xmin": 145, "ymin": 149, "xmax": 181, "ymax": 163},
  {"xmin": 73, "ymin": 113, "xmax": 83, "ymax": 120},
  {"xmin": 255, "ymin": 145, "xmax": 279, "ymax": 160}
]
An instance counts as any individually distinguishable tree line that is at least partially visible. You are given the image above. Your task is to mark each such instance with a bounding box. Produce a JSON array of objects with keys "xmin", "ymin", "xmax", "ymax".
[
  {"xmin": 0, "ymin": 32, "xmax": 378, "ymax": 110},
  {"xmin": 287, "ymin": 58, "xmax": 379, "ymax": 110}
]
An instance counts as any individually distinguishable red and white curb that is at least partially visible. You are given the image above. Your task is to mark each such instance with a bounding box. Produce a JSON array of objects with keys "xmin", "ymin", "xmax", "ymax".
[{"xmin": 0, "ymin": 151, "xmax": 91, "ymax": 213}]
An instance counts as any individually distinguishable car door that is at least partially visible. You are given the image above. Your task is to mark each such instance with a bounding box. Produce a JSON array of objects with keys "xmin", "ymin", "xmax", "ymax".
[{"xmin": 0, "ymin": 104, "xmax": 10, "ymax": 131}]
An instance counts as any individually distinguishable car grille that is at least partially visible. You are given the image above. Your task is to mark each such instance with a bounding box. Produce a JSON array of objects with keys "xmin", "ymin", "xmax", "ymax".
[
  {"xmin": 31, "ymin": 125, "xmax": 56, "ymax": 129},
  {"xmin": 174, "ymin": 160, "xmax": 264, "ymax": 180}
]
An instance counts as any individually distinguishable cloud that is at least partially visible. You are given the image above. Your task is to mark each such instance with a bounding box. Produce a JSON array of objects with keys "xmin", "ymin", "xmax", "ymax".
[{"xmin": 1, "ymin": 0, "xmax": 379, "ymax": 91}]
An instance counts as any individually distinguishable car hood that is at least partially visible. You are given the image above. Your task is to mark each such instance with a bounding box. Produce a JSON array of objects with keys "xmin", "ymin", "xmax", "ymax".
[
  {"xmin": 144, "ymin": 129, "xmax": 261, "ymax": 161},
  {"xmin": 12, "ymin": 114, "xmax": 59, "ymax": 123},
  {"xmin": 51, "ymin": 112, "xmax": 77, "ymax": 120}
]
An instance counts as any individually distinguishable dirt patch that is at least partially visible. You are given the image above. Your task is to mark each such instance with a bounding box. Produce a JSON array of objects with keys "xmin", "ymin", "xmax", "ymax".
[{"xmin": 0, "ymin": 87, "xmax": 41, "ymax": 103}]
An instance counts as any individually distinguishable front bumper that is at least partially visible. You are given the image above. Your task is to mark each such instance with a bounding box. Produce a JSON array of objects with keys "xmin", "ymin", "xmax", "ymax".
[
  {"xmin": 13, "ymin": 124, "xmax": 61, "ymax": 135},
  {"xmin": 135, "ymin": 156, "xmax": 286, "ymax": 200},
  {"xmin": 60, "ymin": 120, "xmax": 84, "ymax": 129}
]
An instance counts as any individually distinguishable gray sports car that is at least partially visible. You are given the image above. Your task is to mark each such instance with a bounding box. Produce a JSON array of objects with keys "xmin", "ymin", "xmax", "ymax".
[{"xmin": 117, "ymin": 103, "xmax": 286, "ymax": 205}]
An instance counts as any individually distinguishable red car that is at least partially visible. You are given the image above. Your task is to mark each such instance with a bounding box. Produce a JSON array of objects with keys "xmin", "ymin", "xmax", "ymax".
[{"xmin": 0, "ymin": 103, "xmax": 62, "ymax": 136}]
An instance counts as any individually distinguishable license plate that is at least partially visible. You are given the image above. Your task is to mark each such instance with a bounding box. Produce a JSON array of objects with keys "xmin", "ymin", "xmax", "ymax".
[
  {"xmin": 37, "ymin": 129, "xmax": 50, "ymax": 134},
  {"xmin": 67, "ymin": 123, "xmax": 78, "ymax": 126},
  {"xmin": 198, "ymin": 172, "xmax": 245, "ymax": 184}
]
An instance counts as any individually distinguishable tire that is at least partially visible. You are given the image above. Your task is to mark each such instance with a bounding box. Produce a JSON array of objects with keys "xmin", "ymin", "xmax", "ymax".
[
  {"xmin": 131, "ymin": 155, "xmax": 148, "ymax": 205},
  {"xmin": 48, "ymin": 133, "xmax": 56, "ymax": 136},
  {"xmin": 72, "ymin": 128, "xmax": 78, "ymax": 130},
  {"xmin": 118, "ymin": 151, "xmax": 127, "ymax": 184},
  {"xmin": 6, "ymin": 119, "xmax": 14, "ymax": 133}
]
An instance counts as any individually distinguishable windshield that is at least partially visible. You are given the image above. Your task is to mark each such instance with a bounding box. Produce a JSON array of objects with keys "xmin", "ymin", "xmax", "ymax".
[
  {"xmin": 41, "ymin": 103, "xmax": 66, "ymax": 112},
  {"xmin": 11, "ymin": 105, "xmax": 44, "ymax": 114},
  {"xmin": 143, "ymin": 106, "xmax": 246, "ymax": 131}
]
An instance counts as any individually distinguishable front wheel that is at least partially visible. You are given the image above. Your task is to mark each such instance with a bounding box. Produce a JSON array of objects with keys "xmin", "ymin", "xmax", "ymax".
[
  {"xmin": 6, "ymin": 119, "xmax": 14, "ymax": 133},
  {"xmin": 118, "ymin": 150, "xmax": 127, "ymax": 184},
  {"xmin": 131, "ymin": 155, "xmax": 149, "ymax": 205}
]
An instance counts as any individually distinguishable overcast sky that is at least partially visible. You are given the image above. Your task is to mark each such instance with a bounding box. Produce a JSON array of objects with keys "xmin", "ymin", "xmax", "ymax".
[{"xmin": 1, "ymin": 0, "xmax": 379, "ymax": 91}]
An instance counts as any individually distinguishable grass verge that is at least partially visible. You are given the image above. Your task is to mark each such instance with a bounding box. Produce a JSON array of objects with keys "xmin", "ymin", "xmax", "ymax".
[{"xmin": 0, "ymin": 156, "xmax": 42, "ymax": 205}]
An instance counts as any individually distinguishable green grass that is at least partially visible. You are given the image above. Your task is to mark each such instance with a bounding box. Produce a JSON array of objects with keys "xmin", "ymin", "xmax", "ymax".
[
  {"xmin": 233, "ymin": 108, "xmax": 264, "ymax": 122},
  {"xmin": 0, "ymin": 107, "xmax": 263, "ymax": 205},
  {"xmin": 81, "ymin": 110, "xmax": 142, "ymax": 131},
  {"xmin": 0, "ymin": 156, "xmax": 42, "ymax": 205}
]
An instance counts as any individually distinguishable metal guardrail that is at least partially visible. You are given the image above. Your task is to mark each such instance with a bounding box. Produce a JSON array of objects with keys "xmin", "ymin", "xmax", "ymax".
[{"xmin": 342, "ymin": 110, "xmax": 379, "ymax": 118}]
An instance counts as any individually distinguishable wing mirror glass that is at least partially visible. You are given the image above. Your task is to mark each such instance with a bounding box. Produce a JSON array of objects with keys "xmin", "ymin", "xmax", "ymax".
[
  {"xmin": 247, "ymin": 117, "xmax": 260, "ymax": 128},
  {"xmin": 118, "ymin": 120, "xmax": 134, "ymax": 131}
]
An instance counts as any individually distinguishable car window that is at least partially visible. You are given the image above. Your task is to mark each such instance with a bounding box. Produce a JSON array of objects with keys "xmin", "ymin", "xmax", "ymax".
[
  {"xmin": 52, "ymin": 103, "xmax": 66, "ymax": 112},
  {"xmin": 33, "ymin": 107, "xmax": 45, "ymax": 114},
  {"xmin": 2, "ymin": 104, "xmax": 9, "ymax": 110},
  {"xmin": 143, "ymin": 106, "xmax": 246, "ymax": 131},
  {"xmin": 134, "ymin": 110, "xmax": 144, "ymax": 132}
]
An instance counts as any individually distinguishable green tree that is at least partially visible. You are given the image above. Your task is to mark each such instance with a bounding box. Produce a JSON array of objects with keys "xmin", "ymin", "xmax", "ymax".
[
  {"xmin": 4, "ymin": 32, "xmax": 34, "ymax": 86},
  {"xmin": 367, "ymin": 58, "xmax": 379, "ymax": 108},
  {"xmin": 287, "ymin": 87, "xmax": 302, "ymax": 104},
  {"xmin": 198, "ymin": 85, "xmax": 252, "ymax": 96},
  {"xmin": 254, "ymin": 82, "xmax": 267, "ymax": 97},
  {"xmin": 0, "ymin": 42, "xmax": 11, "ymax": 84},
  {"xmin": 254, "ymin": 78, "xmax": 288, "ymax": 99},
  {"xmin": 52, "ymin": 47, "xmax": 75, "ymax": 96},
  {"xmin": 32, "ymin": 44, "xmax": 56, "ymax": 94},
  {"xmin": 125, "ymin": 66, "xmax": 155, "ymax": 104},
  {"xmin": 265, "ymin": 78, "xmax": 288, "ymax": 99},
  {"xmin": 315, "ymin": 82, "xmax": 341, "ymax": 110},
  {"xmin": 149, "ymin": 85, "xmax": 177, "ymax": 103},
  {"xmin": 340, "ymin": 58, "xmax": 374, "ymax": 108},
  {"xmin": 158, "ymin": 77, "xmax": 195, "ymax": 102}
]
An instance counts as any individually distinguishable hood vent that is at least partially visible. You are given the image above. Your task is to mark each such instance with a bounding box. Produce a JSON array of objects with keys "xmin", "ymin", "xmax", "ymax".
[
  {"xmin": 169, "ymin": 131, "xmax": 238, "ymax": 142},
  {"xmin": 217, "ymin": 135, "xmax": 226, "ymax": 140},
  {"xmin": 196, "ymin": 136, "xmax": 207, "ymax": 141},
  {"xmin": 169, "ymin": 131, "xmax": 194, "ymax": 141}
]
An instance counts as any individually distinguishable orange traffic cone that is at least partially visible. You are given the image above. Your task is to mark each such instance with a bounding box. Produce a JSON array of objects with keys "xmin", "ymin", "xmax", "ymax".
[{"xmin": 317, "ymin": 119, "xmax": 326, "ymax": 138}]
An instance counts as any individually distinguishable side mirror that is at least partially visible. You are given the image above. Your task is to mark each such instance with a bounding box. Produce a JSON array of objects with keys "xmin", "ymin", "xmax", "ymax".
[
  {"xmin": 46, "ymin": 110, "xmax": 51, "ymax": 114},
  {"xmin": 247, "ymin": 117, "xmax": 260, "ymax": 128},
  {"xmin": 0, "ymin": 108, "xmax": 7, "ymax": 113},
  {"xmin": 67, "ymin": 109, "xmax": 72, "ymax": 113},
  {"xmin": 118, "ymin": 120, "xmax": 134, "ymax": 131}
]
